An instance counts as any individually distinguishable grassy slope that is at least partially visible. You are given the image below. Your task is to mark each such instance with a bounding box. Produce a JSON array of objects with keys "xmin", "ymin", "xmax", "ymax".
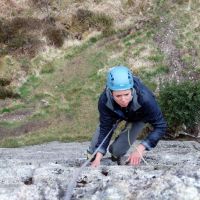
[{"xmin": 0, "ymin": 0, "xmax": 199, "ymax": 147}]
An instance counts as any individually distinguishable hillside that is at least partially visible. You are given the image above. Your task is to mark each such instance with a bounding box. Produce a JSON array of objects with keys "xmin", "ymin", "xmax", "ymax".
[{"xmin": 0, "ymin": 0, "xmax": 200, "ymax": 147}]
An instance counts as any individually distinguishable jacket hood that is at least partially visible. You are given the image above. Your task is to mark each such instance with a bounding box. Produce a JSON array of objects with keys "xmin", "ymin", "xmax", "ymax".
[{"xmin": 105, "ymin": 87, "xmax": 141, "ymax": 112}]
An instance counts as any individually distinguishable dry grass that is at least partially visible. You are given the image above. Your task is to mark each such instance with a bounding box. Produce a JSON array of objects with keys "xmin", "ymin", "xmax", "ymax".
[
  {"xmin": 125, "ymin": 0, "xmax": 152, "ymax": 14},
  {"xmin": 0, "ymin": 0, "xmax": 29, "ymax": 19}
]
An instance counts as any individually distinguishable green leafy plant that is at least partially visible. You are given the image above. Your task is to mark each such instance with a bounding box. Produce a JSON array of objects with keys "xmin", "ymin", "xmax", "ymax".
[
  {"xmin": 19, "ymin": 75, "xmax": 40, "ymax": 98},
  {"xmin": 158, "ymin": 80, "xmax": 200, "ymax": 134},
  {"xmin": 0, "ymin": 104, "xmax": 25, "ymax": 114}
]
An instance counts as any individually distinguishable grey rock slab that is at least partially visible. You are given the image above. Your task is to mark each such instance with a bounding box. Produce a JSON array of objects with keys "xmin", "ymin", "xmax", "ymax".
[{"xmin": 0, "ymin": 140, "xmax": 199, "ymax": 200}]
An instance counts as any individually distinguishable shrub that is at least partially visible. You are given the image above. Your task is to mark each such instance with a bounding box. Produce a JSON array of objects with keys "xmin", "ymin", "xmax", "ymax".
[
  {"xmin": 10, "ymin": 17, "xmax": 42, "ymax": 31},
  {"xmin": 3, "ymin": 17, "xmax": 42, "ymax": 41},
  {"xmin": 6, "ymin": 34, "xmax": 41, "ymax": 57},
  {"xmin": 44, "ymin": 26, "xmax": 65, "ymax": 47},
  {"xmin": 0, "ymin": 18, "xmax": 9, "ymax": 43},
  {"xmin": 0, "ymin": 17, "xmax": 42, "ymax": 57},
  {"xmin": 7, "ymin": 35, "xmax": 28, "ymax": 49},
  {"xmin": 69, "ymin": 9, "xmax": 92, "ymax": 34},
  {"xmin": 89, "ymin": 12, "xmax": 113, "ymax": 31},
  {"xmin": 158, "ymin": 80, "xmax": 200, "ymax": 134},
  {"xmin": 0, "ymin": 86, "xmax": 20, "ymax": 99},
  {"xmin": 76, "ymin": 9, "xmax": 92, "ymax": 21},
  {"xmin": 0, "ymin": 78, "xmax": 11, "ymax": 86},
  {"xmin": 71, "ymin": 9, "xmax": 114, "ymax": 37},
  {"xmin": 89, "ymin": 37, "xmax": 98, "ymax": 43}
]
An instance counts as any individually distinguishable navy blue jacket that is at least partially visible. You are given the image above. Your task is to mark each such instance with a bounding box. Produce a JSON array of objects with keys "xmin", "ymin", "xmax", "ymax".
[{"xmin": 96, "ymin": 76, "xmax": 167, "ymax": 155}]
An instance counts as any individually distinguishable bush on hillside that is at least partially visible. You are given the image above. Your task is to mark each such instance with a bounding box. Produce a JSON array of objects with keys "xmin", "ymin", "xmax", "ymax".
[
  {"xmin": 9, "ymin": 17, "xmax": 42, "ymax": 31},
  {"xmin": 89, "ymin": 12, "xmax": 114, "ymax": 35},
  {"xmin": 70, "ymin": 9, "xmax": 114, "ymax": 38},
  {"xmin": 0, "ymin": 17, "xmax": 43, "ymax": 57},
  {"xmin": 44, "ymin": 26, "xmax": 65, "ymax": 47},
  {"xmin": 1, "ymin": 17, "xmax": 42, "ymax": 41},
  {"xmin": 0, "ymin": 78, "xmax": 11, "ymax": 86},
  {"xmin": 0, "ymin": 86, "xmax": 20, "ymax": 99},
  {"xmin": 76, "ymin": 9, "xmax": 93, "ymax": 22},
  {"xmin": 6, "ymin": 34, "xmax": 41, "ymax": 57},
  {"xmin": 89, "ymin": 12, "xmax": 113, "ymax": 29},
  {"xmin": 0, "ymin": 18, "xmax": 8, "ymax": 43},
  {"xmin": 158, "ymin": 80, "xmax": 200, "ymax": 136}
]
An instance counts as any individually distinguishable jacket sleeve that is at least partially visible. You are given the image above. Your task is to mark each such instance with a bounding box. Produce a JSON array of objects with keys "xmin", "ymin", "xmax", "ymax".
[
  {"xmin": 95, "ymin": 97, "xmax": 117, "ymax": 155},
  {"xmin": 141, "ymin": 93, "xmax": 167, "ymax": 150}
]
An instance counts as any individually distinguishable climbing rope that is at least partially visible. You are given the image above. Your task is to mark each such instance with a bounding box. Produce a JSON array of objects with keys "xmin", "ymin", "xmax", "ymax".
[
  {"xmin": 128, "ymin": 129, "xmax": 151, "ymax": 166},
  {"xmin": 178, "ymin": 131, "xmax": 200, "ymax": 139},
  {"xmin": 63, "ymin": 120, "xmax": 120, "ymax": 200},
  {"xmin": 135, "ymin": 146, "xmax": 151, "ymax": 166}
]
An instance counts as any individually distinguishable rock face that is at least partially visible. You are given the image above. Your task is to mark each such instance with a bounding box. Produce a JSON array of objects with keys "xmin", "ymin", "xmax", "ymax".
[{"xmin": 0, "ymin": 140, "xmax": 200, "ymax": 200}]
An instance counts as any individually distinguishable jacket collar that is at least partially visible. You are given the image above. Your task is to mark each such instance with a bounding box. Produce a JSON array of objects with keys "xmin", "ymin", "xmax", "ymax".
[
  {"xmin": 105, "ymin": 88, "xmax": 114, "ymax": 110},
  {"xmin": 132, "ymin": 88, "xmax": 141, "ymax": 111}
]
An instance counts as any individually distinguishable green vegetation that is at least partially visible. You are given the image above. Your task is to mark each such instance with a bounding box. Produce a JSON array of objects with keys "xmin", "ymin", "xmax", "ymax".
[
  {"xmin": 159, "ymin": 81, "xmax": 200, "ymax": 133},
  {"xmin": 41, "ymin": 62, "xmax": 55, "ymax": 74},
  {"xmin": 19, "ymin": 75, "xmax": 41, "ymax": 98},
  {"xmin": 0, "ymin": 0, "xmax": 199, "ymax": 146},
  {"xmin": 0, "ymin": 126, "xmax": 91, "ymax": 148},
  {"xmin": 0, "ymin": 104, "xmax": 25, "ymax": 114}
]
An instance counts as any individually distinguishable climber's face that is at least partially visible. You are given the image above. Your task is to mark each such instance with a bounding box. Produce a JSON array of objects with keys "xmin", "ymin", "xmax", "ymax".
[{"xmin": 112, "ymin": 89, "xmax": 132, "ymax": 107}]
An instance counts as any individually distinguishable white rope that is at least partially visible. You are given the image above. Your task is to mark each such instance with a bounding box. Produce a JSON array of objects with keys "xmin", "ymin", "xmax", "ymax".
[
  {"xmin": 135, "ymin": 146, "xmax": 151, "ymax": 166},
  {"xmin": 178, "ymin": 131, "xmax": 200, "ymax": 139},
  {"xmin": 127, "ymin": 129, "xmax": 151, "ymax": 166}
]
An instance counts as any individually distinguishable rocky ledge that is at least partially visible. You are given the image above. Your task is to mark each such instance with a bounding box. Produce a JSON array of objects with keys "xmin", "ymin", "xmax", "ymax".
[{"xmin": 0, "ymin": 140, "xmax": 200, "ymax": 200}]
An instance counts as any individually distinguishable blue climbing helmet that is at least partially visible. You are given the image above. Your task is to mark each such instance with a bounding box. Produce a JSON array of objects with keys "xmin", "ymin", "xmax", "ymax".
[{"xmin": 107, "ymin": 66, "xmax": 134, "ymax": 91}]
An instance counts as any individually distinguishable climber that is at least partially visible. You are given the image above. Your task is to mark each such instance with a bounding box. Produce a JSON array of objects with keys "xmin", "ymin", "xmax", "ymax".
[{"xmin": 87, "ymin": 65, "xmax": 167, "ymax": 167}]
